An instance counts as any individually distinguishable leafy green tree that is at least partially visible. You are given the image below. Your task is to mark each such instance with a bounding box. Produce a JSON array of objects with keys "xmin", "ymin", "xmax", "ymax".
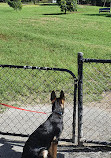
[
  {"xmin": 79, "ymin": 0, "xmax": 111, "ymax": 6},
  {"xmin": 102, "ymin": 0, "xmax": 111, "ymax": 7},
  {"xmin": 60, "ymin": 0, "xmax": 77, "ymax": 14},
  {"xmin": 7, "ymin": 0, "xmax": 22, "ymax": 10}
]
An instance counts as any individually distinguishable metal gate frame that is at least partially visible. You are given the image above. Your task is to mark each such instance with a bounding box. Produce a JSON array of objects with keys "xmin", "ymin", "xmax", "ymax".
[
  {"xmin": 0, "ymin": 64, "xmax": 78, "ymax": 144},
  {"xmin": 78, "ymin": 52, "xmax": 111, "ymax": 146}
]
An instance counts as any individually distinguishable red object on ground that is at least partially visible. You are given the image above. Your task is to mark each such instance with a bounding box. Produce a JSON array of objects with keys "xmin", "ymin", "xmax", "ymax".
[{"xmin": 0, "ymin": 103, "xmax": 46, "ymax": 114}]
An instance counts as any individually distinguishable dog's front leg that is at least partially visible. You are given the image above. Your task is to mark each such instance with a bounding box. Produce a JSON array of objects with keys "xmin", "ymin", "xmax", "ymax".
[
  {"xmin": 48, "ymin": 142, "xmax": 53, "ymax": 158},
  {"xmin": 52, "ymin": 138, "xmax": 58, "ymax": 158},
  {"xmin": 48, "ymin": 137, "xmax": 58, "ymax": 158}
]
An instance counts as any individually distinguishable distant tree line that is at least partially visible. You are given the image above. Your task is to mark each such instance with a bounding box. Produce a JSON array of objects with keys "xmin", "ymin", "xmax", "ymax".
[
  {"xmin": 78, "ymin": 0, "xmax": 111, "ymax": 7},
  {"xmin": 0, "ymin": 0, "xmax": 110, "ymax": 11},
  {"xmin": 0, "ymin": 0, "xmax": 110, "ymax": 6},
  {"xmin": 0, "ymin": 0, "xmax": 111, "ymax": 6}
]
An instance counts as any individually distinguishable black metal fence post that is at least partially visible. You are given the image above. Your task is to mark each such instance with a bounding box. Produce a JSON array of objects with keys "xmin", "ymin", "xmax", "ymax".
[
  {"xmin": 78, "ymin": 52, "xmax": 83, "ymax": 146},
  {"xmin": 72, "ymin": 79, "xmax": 77, "ymax": 143}
]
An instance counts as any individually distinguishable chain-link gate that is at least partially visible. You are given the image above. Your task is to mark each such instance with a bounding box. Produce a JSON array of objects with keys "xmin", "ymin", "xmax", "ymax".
[
  {"xmin": 0, "ymin": 65, "xmax": 78, "ymax": 144},
  {"xmin": 78, "ymin": 52, "xmax": 111, "ymax": 146}
]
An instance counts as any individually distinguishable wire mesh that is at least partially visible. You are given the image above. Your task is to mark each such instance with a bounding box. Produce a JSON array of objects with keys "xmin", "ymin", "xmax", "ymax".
[
  {"xmin": 82, "ymin": 62, "xmax": 111, "ymax": 144},
  {"xmin": 0, "ymin": 66, "xmax": 76, "ymax": 142}
]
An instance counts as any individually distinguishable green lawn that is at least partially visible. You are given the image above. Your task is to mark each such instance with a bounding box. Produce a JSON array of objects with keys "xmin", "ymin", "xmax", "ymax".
[
  {"xmin": 0, "ymin": 4, "xmax": 111, "ymax": 69},
  {"xmin": 0, "ymin": 3, "xmax": 111, "ymax": 107}
]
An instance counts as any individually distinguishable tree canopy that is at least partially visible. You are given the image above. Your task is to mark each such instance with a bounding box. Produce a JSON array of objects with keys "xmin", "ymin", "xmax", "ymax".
[
  {"xmin": 7, "ymin": 0, "xmax": 22, "ymax": 10},
  {"xmin": 77, "ymin": 0, "xmax": 111, "ymax": 7},
  {"xmin": 60, "ymin": 0, "xmax": 77, "ymax": 14}
]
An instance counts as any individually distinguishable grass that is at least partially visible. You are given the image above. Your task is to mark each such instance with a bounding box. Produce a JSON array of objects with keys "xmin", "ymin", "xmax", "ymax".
[
  {"xmin": 0, "ymin": 4, "xmax": 111, "ymax": 67},
  {"xmin": 0, "ymin": 3, "xmax": 111, "ymax": 109}
]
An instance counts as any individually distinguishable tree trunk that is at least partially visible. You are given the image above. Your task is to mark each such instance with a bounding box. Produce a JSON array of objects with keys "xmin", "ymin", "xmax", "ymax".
[
  {"xmin": 65, "ymin": 8, "xmax": 66, "ymax": 14},
  {"xmin": 103, "ymin": 0, "xmax": 106, "ymax": 7},
  {"xmin": 91, "ymin": 0, "xmax": 96, "ymax": 6}
]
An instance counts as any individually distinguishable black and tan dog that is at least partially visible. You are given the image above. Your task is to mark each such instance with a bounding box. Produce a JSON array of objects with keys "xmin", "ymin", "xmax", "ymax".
[{"xmin": 21, "ymin": 90, "xmax": 65, "ymax": 158}]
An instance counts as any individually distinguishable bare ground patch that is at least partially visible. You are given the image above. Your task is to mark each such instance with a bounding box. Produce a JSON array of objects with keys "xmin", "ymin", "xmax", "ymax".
[
  {"xmin": 86, "ymin": 91, "xmax": 111, "ymax": 111},
  {"xmin": 0, "ymin": 33, "xmax": 8, "ymax": 41}
]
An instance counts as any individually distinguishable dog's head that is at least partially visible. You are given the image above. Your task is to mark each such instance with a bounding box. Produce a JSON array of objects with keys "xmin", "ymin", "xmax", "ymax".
[{"xmin": 51, "ymin": 90, "xmax": 65, "ymax": 115}]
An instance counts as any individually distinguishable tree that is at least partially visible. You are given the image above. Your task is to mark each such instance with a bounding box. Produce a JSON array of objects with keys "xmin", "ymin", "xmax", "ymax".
[
  {"xmin": 60, "ymin": 0, "xmax": 77, "ymax": 14},
  {"xmin": 102, "ymin": 0, "xmax": 111, "ymax": 7},
  {"xmin": 79, "ymin": 0, "xmax": 111, "ymax": 6},
  {"xmin": 7, "ymin": 0, "xmax": 22, "ymax": 10}
]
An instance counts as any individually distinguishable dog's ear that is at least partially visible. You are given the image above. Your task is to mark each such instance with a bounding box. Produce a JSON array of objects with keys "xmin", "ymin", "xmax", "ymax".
[
  {"xmin": 51, "ymin": 91, "xmax": 56, "ymax": 102},
  {"xmin": 60, "ymin": 90, "xmax": 65, "ymax": 100}
]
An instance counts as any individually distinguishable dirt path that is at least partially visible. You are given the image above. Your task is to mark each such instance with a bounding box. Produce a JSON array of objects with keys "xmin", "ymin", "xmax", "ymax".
[{"xmin": 83, "ymin": 92, "xmax": 111, "ymax": 143}]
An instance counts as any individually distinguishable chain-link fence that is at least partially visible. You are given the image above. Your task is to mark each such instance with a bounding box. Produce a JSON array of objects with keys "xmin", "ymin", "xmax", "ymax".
[
  {"xmin": 0, "ymin": 53, "xmax": 111, "ymax": 148},
  {"xmin": 78, "ymin": 53, "xmax": 111, "ymax": 146},
  {"xmin": 0, "ymin": 65, "xmax": 77, "ymax": 143}
]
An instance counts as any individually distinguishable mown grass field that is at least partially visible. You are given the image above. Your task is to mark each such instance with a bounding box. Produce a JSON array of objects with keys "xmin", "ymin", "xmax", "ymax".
[
  {"xmin": 0, "ymin": 3, "xmax": 111, "ymax": 109},
  {"xmin": 0, "ymin": 4, "xmax": 111, "ymax": 68}
]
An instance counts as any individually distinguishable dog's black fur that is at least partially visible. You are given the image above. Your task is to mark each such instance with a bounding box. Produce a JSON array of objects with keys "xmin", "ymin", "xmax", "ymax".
[{"xmin": 21, "ymin": 90, "xmax": 65, "ymax": 158}]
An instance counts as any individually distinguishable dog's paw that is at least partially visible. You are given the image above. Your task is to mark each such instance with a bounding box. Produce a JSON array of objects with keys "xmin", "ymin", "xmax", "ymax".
[
  {"xmin": 39, "ymin": 149, "xmax": 48, "ymax": 158},
  {"xmin": 42, "ymin": 150, "xmax": 48, "ymax": 158}
]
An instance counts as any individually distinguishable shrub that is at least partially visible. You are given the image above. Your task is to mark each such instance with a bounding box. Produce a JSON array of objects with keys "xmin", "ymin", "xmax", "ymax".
[
  {"xmin": 7, "ymin": 0, "xmax": 22, "ymax": 10},
  {"xmin": 60, "ymin": 0, "xmax": 77, "ymax": 14}
]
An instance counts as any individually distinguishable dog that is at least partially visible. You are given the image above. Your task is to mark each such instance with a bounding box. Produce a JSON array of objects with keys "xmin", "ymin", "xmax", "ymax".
[{"xmin": 21, "ymin": 90, "xmax": 65, "ymax": 158}]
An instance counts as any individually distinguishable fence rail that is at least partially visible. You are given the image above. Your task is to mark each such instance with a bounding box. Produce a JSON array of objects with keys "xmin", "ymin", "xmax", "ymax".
[
  {"xmin": 0, "ymin": 65, "xmax": 77, "ymax": 79},
  {"xmin": 84, "ymin": 58, "xmax": 111, "ymax": 63}
]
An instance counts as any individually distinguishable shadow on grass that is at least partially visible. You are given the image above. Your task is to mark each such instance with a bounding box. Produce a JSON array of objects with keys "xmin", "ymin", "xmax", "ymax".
[
  {"xmin": 84, "ymin": 13, "xmax": 111, "ymax": 17},
  {"xmin": 40, "ymin": 3, "xmax": 58, "ymax": 6},
  {"xmin": 43, "ymin": 13, "xmax": 65, "ymax": 15}
]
